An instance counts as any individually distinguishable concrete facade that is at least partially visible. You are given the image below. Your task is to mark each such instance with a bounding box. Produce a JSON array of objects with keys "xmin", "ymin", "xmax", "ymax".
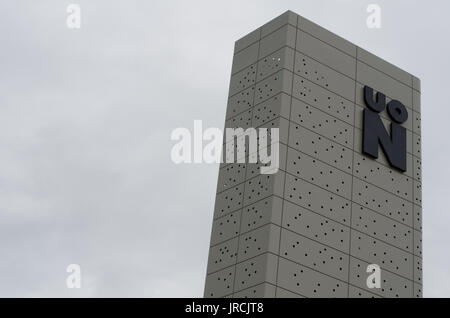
[{"xmin": 204, "ymin": 11, "xmax": 422, "ymax": 298}]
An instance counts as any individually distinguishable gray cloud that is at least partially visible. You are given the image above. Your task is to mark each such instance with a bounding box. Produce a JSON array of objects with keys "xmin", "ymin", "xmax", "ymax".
[{"xmin": 0, "ymin": 0, "xmax": 446, "ymax": 297}]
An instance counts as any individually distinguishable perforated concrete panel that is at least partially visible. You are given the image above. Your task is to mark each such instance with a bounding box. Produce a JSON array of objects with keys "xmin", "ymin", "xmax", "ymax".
[{"xmin": 205, "ymin": 10, "xmax": 422, "ymax": 298}]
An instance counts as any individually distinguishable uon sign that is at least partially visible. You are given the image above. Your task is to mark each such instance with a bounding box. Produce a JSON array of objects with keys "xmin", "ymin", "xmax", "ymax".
[{"xmin": 362, "ymin": 86, "xmax": 408, "ymax": 172}]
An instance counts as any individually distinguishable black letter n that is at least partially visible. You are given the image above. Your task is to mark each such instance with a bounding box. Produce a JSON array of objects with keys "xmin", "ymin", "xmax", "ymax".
[{"xmin": 362, "ymin": 109, "xmax": 407, "ymax": 172}]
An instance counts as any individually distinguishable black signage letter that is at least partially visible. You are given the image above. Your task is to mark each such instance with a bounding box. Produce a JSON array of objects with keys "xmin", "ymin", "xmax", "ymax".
[{"xmin": 362, "ymin": 108, "xmax": 407, "ymax": 172}]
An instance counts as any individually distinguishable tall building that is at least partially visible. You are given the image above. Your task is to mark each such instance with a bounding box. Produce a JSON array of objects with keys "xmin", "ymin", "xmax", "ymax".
[{"xmin": 204, "ymin": 10, "xmax": 422, "ymax": 298}]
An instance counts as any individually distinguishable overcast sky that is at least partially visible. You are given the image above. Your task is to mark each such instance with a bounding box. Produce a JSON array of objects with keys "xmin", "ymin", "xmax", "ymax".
[{"xmin": 0, "ymin": 0, "xmax": 446, "ymax": 297}]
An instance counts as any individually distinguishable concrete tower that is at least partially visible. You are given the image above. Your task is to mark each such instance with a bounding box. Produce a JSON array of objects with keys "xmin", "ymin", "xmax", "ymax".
[{"xmin": 204, "ymin": 11, "xmax": 422, "ymax": 298}]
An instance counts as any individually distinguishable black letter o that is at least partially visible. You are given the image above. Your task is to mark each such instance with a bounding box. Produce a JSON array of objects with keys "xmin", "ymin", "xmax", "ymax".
[{"xmin": 387, "ymin": 100, "xmax": 408, "ymax": 124}]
